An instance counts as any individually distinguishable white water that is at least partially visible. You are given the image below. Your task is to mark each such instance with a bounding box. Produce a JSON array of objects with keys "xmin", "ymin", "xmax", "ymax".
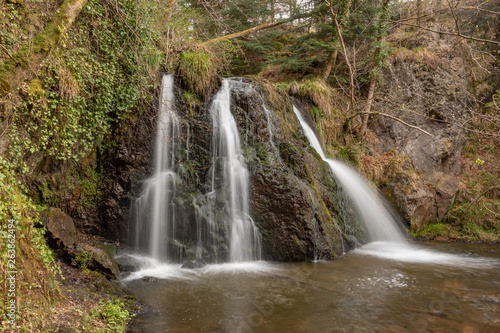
[
  {"xmin": 132, "ymin": 74, "xmax": 180, "ymax": 260},
  {"xmin": 291, "ymin": 105, "xmax": 500, "ymax": 267},
  {"xmin": 210, "ymin": 79, "xmax": 261, "ymax": 262},
  {"xmin": 119, "ymin": 254, "xmax": 276, "ymax": 282},
  {"xmin": 292, "ymin": 105, "xmax": 406, "ymax": 243}
]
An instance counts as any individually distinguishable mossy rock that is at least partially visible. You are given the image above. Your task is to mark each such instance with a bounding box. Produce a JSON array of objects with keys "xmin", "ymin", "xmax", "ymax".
[{"xmin": 75, "ymin": 243, "xmax": 119, "ymax": 279}]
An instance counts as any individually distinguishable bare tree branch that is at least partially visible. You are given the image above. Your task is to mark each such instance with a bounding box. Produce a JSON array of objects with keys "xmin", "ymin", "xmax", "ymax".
[
  {"xmin": 462, "ymin": 186, "xmax": 500, "ymax": 216},
  {"xmin": 389, "ymin": 21, "xmax": 500, "ymax": 45},
  {"xmin": 349, "ymin": 111, "xmax": 434, "ymax": 137}
]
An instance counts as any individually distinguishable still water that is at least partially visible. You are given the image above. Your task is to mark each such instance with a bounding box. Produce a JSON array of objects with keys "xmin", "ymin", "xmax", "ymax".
[{"xmin": 123, "ymin": 242, "xmax": 500, "ymax": 332}]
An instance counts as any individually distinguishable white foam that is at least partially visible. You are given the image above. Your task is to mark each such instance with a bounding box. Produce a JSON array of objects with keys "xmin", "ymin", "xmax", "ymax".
[
  {"xmin": 119, "ymin": 256, "xmax": 279, "ymax": 282},
  {"xmin": 353, "ymin": 241, "xmax": 499, "ymax": 269}
]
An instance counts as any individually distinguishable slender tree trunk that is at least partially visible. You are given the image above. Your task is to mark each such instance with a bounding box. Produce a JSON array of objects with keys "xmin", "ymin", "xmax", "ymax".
[
  {"xmin": 202, "ymin": 21, "xmax": 285, "ymax": 45},
  {"xmin": 325, "ymin": 0, "xmax": 355, "ymax": 110},
  {"xmin": 360, "ymin": 77, "xmax": 376, "ymax": 136},
  {"xmin": 321, "ymin": 49, "xmax": 338, "ymax": 81},
  {"xmin": 360, "ymin": 0, "xmax": 391, "ymax": 136},
  {"xmin": 270, "ymin": 0, "xmax": 276, "ymax": 22},
  {"xmin": 165, "ymin": 0, "xmax": 178, "ymax": 23},
  {"xmin": 0, "ymin": 0, "xmax": 88, "ymax": 98}
]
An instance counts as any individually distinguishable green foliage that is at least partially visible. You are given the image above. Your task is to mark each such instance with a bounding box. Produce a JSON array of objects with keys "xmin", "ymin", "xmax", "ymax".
[
  {"xmin": 0, "ymin": 157, "xmax": 59, "ymax": 277},
  {"xmin": 5, "ymin": 0, "xmax": 184, "ymax": 173},
  {"xmin": 412, "ymin": 223, "xmax": 451, "ymax": 239},
  {"xmin": 333, "ymin": 142, "xmax": 361, "ymax": 166},
  {"xmin": 92, "ymin": 299, "xmax": 133, "ymax": 333},
  {"xmin": 74, "ymin": 251, "xmax": 93, "ymax": 271},
  {"xmin": 31, "ymin": 225, "xmax": 62, "ymax": 278},
  {"xmin": 0, "ymin": 157, "xmax": 61, "ymax": 326},
  {"xmin": 177, "ymin": 48, "xmax": 217, "ymax": 97},
  {"xmin": 80, "ymin": 169, "xmax": 107, "ymax": 208},
  {"xmin": 287, "ymin": 78, "xmax": 333, "ymax": 114},
  {"xmin": 177, "ymin": 40, "xmax": 239, "ymax": 97}
]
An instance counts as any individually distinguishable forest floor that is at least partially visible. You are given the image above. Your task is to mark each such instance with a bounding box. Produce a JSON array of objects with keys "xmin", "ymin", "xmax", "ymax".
[{"xmin": 3, "ymin": 243, "xmax": 140, "ymax": 332}]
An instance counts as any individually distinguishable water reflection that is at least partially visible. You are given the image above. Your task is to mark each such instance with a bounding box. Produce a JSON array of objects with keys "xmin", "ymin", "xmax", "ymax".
[{"xmin": 123, "ymin": 242, "xmax": 500, "ymax": 332}]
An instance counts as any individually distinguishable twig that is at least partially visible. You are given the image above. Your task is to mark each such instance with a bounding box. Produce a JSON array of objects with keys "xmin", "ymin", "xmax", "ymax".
[
  {"xmin": 390, "ymin": 21, "xmax": 500, "ymax": 46},
  {"xmin": 0, "ymin": 44, "xmax": 20, "ymax": 65},
  {"xmin": 462, "ymin": 186, "xmax": 500, "ymax": 216},
  {"xmin": 348, "ymin": 111, "xmax": 434, "ymax": 137},
  {"xmin": 483, "ymin": 201, "xmax": 500, "ymax": 217}
]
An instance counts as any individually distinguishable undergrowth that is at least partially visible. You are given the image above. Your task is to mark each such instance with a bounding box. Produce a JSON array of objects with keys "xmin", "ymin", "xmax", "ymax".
[{"xmin": 0, "ymin": 157, "xmax": 61, "ymax": 330}]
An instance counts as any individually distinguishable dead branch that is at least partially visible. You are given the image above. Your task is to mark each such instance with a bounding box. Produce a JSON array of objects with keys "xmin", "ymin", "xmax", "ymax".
[
  {"xmin": 390, "ymin": 21, "xmax": 500, "ymax": 46},
  {"xmin": 202, "ymin": 20, "xmax": 286, "ymax": 45},
  {"xmin": 462, "ymin": 186, "xmax": 500, "ymax": 216},
  {"xmin": 348, "ymin": 111, "xmax": 434, "ymax": 137}
]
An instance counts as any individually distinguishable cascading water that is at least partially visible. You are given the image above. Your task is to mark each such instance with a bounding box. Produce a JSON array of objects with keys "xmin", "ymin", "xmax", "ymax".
[
  {"xmin": 292, "ymin": 105, "xmax": 407, "ymax": 243},
  {"xmin": 210, "ymin": 79, "xmax": 261, "ymax": 262},
  {"xmin": 131, "ymin": 74, "xmax": 180, "ymax": 261}
]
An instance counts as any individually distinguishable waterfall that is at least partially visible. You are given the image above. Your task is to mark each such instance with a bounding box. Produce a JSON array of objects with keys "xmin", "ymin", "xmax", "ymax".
[
  {"xmin": 210, "ymin": 79, "xmax": 262, "ymax": 262},
  {"xmin": 292, "ymin": 106, "xmax": 407, "ymax": 243},
  {"xmin": 131, "ymin": 74, "xmax": 180, "ymax": 260}
]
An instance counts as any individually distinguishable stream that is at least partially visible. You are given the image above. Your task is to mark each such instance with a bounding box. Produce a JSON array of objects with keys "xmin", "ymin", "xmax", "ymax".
[{"xmin": 122, "ymin": 241, "xmax": 500, "ymax": 332}]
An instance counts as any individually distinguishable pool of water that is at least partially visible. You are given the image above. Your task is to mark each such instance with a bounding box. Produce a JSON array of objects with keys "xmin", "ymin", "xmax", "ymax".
[{"xmin": 122, "ymin": 242, "xmax": 500, "ymax": 332}]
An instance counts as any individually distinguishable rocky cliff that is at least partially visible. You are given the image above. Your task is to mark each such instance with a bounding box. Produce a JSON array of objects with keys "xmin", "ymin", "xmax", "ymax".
[
  {"xmin": 96, "ymin": 77, "xmax": 362, "ymax": 261},
  {"xmin": 365, "ymin": 30, "xmax": 475, "ymax": 231}
]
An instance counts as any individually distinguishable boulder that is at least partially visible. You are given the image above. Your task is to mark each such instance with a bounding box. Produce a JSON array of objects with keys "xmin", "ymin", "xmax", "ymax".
[
  {"xmin": 75, "ymin": 243, "xmax": 119, "ymax": 279},
  {"xmin": 434, "ymin": 172, "xmax": 459, "ymax": 220},
  {"xmin": 40, "ymin": 207, "xmax": 77, "ymax": 257}
]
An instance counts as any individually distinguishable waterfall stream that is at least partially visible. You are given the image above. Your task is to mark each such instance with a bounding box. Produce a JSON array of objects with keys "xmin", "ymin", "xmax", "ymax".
[
  {"xmin": 210, "ymin": 79, "xmax": 261, "ymax": 262},
  {"xmin": 292, "ymin": 105, "xmax": 407, "ymax": 243},
  {"xmin": 131, "ymin": 74, "xmax": 180, "ymax": 261}
]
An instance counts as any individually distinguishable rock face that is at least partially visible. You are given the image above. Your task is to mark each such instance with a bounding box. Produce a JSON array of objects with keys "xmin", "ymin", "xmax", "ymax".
[
  {"xmin": 229, "ymin": 82, "xmax": 360, "ymax": 260},
  {"xmin": 368, "ymin": 39, "xmax": 469, "ymax": 230},
  {"xmin": 40, "ymin": 207, "xmax": 120, "ymax": 279},
  {"xmin": 40, "ymin": 207, "xmax": 77, "ymax": 258},
  {"xmin": 101, "ymin": 77, "xmax": 362, "ymax": 261}
]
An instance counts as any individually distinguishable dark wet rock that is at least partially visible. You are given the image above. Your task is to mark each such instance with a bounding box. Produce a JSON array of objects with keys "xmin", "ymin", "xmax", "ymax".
[
  {"xmin": 141, "ymin": 276, "xmax": 158, "ymax": 282},
  {"xmin": 181, "ymin": 260, "xmax": 206, "ymax": 269},
  {"xmin": 98, "ymin": 78, "xmax": 362, "ymax": 261},
  {"xmin": 40, "ymin": 207, "xmax": 77, "ymax": 258},
  {"xmin": 115, "ymin": 255, "xmax": 144, "ymax": 273},
  {"xmin": 75, "ymin": 243, "xmax": 119, "ymax": 279}
]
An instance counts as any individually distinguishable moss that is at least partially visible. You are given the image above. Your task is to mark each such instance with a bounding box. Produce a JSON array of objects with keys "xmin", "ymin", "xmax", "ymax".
[
  {"xmin": 0, "ymin": 0, "xmax": 87, "ymax": 98},
  {"xmin": 38, "ymin": 181, "xmax": 60, "ymax": 207},
  {"xmin": 80, "ymin": 169, "xmax": 106, "ymax": 208},
  {"xmin": 304, "ymin": 164, "xmax": 342, "ymax": 254},
  {"xmin": 177, "ymin": 48, "xmax": 217, "ymax": 98},
  {"xmin": 255, "ymin": 142, "xmax": 269, "ymax": 164},
  {"xmin": 28, "ymin": 78, "xmax": 43, "ymax": 95}
]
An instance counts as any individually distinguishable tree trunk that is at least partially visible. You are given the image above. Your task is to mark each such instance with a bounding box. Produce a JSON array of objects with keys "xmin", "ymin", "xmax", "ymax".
[
  {"xmin": 165, "ymin": 0, "xmax": 178, "ymax": 24},
  {"xmin": 320, "ymin": 49, "xmax": 338, "ymax": 82},
  {"xmin": 330, "ymin": 9, "xmax": 355, "ymax": 110},
  {"xmin": 202, "ymin": 21, "xmax": 285, "ymax": 46},
  {"xmin": 360, "ymin": 78, "xmax": 376, "ymax": 136},
  {"xmin": 0, "ymin": 0, "xmax": 88, "ymax": 99}
]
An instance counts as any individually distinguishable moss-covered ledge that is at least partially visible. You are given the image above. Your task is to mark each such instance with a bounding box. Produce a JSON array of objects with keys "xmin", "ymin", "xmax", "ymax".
[{"xmin": 0, "ymin": 0, "xmax": 87, "ymax": 98}]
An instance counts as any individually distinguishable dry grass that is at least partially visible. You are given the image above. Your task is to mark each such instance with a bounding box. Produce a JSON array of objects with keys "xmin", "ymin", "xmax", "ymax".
[
  {"xmin": 390, "ymin": 47, "xmax": 443, "ymax": 71},
  {"xmin": 57, "ymin": 66, "xmax": 80, "ymax": 101},
  {"xmin": 287, "ymin": 78, "xmax": 333, "ymax": 115},
  {"xmin": 360, "ymin": 150, "xmax": 411, "ymax": 185}
]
